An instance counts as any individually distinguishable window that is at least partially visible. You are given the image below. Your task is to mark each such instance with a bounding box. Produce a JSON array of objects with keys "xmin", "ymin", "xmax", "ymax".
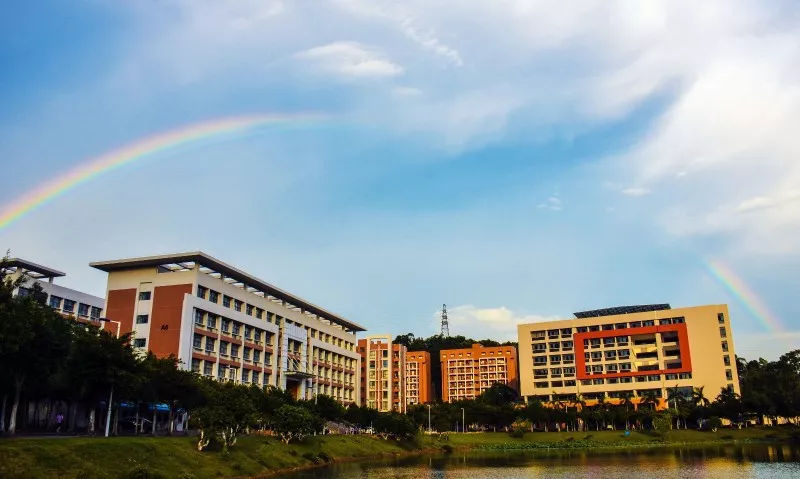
[
  {"xmin": 255, "ymin": 308, "xmax": 263, "ymax": 319},
  {"xmin": 722, "ymin": 341, "xmax": 729, "ymax": 352},
  {"xmin": 223, "ymin": 295, "xmax": 232, "ymax": 308},
  {"xmin": 242, "ymin": 369, "xmax": 250, "ymax": 383},
  {"xmin": 726, "ymin": 370, "xmax": 733, "ymax": 380},
  {"xmin": 136, "ymin": 314, "xmax": 149, "ymax": 324},
  {"xmin": 244, "ymin": 325, "xmax": 252, "ymax": 339},
  {"xmin": 234, "ymin": 300, "xmax": 243, "ymax": 312},
  {"xmin": 205, "ymin": 337, "xmax": 216, "ymax": 352},
  {"xmin": 138, "ymin": 291, "xmax": 151, "ymax": 300},
  {"xmin": 207, "ymin": 314, "xmax": 217, "ymax": 329},
  {"xmin": 254, "ymin": 330, "xmax": 262, "ymax": 343},
  {"xmin": 220, "ymin": 341, "xmax": 229, "ymax": 356},
  {"xmin": 208, "ymin": 290, "xmax": 219, "ymax": 303},
  {"xmin": 253, "ymin": 350, "xmax": 261, "ymax": 363},
  {"xmin": 191, "ymin": 359, "xmax": 201, "ymax": 373},
  {"xmin": 243, "ymin": 348, "xmax": 251, "ymax": 361},
  {"xmin": 90, "ymin": 306, "xmax": 101, "ymax": 319},
  {"xmin": 197, "ymin": 285, "xmax": 207, "ymax": 299},
  {"xmin": 17, "ymin": 286, "xmax": 31, "ymax": 298},
  {"xmin": 203, "ymin": 362, "xmax": 212, "ymax": 376},
  {"xmin": 232, "ymin": 323, "xmax": 241, "ymax": 336},
  {"xmin": 724, "ymin": 355, "xmax": 731, "ymax": 366},
  {"xmin": 231, "ymin": 344, "xmax": 240, "ymax": 358},
  {"xmin": 194, "ymin": 310, "xmax": 204, "ymax": 326},
  {"xmin": 62, "ymin": 299, "xmax": 75, "ymax": 313},
  {"xmin": 78, "ymin": 303, "xmax": 90, "ymax": 317},
  {"xmin": 717, "ymin": 313, "xmax": 725, "ymax": 324},
  {"xmin": 719, "ymin": 326, "xmax": 727, "ymax": 338},
  {"xmin": 193, "ymin": 334, "xmax": 203, "ymax": 349},
  {"xmin": 246, "ymin": 304, "xmax": 254, "ymax": 316},
  {"xmin": 50, "ymin": 295, "xmax": 62, "ymax": 309},
  {"xmin": 221, "ymin": 319, "xmax": 230, "ymax": 333},
  {"xmin": 133, "ymin": 338, "xmax": 146, "ymax": 348},
  {"xmin": 218, "ymin": 365, "xmax": 227, "ymax": 379}
]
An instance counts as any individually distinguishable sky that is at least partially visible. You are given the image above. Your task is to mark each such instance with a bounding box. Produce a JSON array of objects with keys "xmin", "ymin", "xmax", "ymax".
[{"xmin": 1, "ymin": 0, "xmax": 799, "ymax": 360}]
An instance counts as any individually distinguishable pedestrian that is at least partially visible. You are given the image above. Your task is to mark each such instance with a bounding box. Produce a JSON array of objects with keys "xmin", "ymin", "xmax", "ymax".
[{"xmin": 55, "ymin": 412, "xmax": 64, "ymax": 433}]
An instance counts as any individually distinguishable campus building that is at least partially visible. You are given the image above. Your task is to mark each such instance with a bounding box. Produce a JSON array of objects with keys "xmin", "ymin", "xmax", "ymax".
[
  {"xmin": 405, "ymin": 351, "xmax": 433, "ymax": 406},
  {"xmin": 440, "ymin": 344, "xmax": 519, "ymax": 402},
  {"xmin": 4, "ymin": 258, "xmax": 106, "ymax": 326},
  {"xmin": 90, "ymin": 252, "xmax": 364, "ymax": 405},
  {"xmin": 357, "ymin": 335, "xmax": 407, "ymax": 412},
  {"xmin": 517, "ymin": 304, "xmax": 740, "ymax": 407}
]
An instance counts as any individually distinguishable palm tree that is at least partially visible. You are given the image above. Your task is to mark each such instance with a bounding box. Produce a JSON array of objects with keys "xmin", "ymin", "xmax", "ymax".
[
  {"xmin": 692, "ymin": 386, "xmax": 710, "ymax": 407},
  {"xmin": 619, "ymin": 391, "xmax": 634, "ymax": 430}
]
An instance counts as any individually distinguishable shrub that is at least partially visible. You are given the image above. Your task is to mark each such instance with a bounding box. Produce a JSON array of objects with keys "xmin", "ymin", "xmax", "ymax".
[
  {"xmin": 508, "ymin": 427, "xmax": 525, "ymax": 438},
  {"xmin": 441, "ymin": 444, "xmax": 454, "ymax": 454}
]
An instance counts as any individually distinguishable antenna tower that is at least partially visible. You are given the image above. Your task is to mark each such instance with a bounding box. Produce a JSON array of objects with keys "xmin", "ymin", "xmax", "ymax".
[{"xmin": 440, "ymin": 303, "xmax": 450, "ymax": 336}]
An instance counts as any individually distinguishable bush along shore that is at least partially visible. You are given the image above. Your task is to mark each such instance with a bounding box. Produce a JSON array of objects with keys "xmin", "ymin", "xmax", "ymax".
[{"xmin": 1, "ymin": 427, "xmax": 799, "ymax": 479}]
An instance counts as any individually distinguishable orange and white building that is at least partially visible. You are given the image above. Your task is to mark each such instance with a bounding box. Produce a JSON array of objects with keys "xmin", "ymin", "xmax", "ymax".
[
  {"xmin": 440, "ymin": 344, "xmax": 519, "ymax": 402},
  {"xmin": 517, "ymin": 304, "xmax": 740, "ymax": 407},
  {"xmin": 405, "ymin": 351, "xmax": 433, "ymax": 406},
  {"xmin": 90, "ymin": 252, "xmax": 364, "ymax": 405},
  {"xmin": 358, "ymin": 335, "xmax": 407, "ymax": 412}
]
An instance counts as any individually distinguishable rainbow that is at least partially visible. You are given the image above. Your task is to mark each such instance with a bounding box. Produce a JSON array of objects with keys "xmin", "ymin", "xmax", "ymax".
[
  {"xmin": 705, "ymin": 259, "xmax": 782, "ymax": 332},
  {"xmin": 0, "ymin": 113, "xmax": 324, "ymax": 231}
]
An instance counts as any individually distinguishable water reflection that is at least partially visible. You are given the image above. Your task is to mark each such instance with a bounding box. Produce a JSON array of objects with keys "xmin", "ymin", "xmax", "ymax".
[{"xmin": 281, "ymin": 444, "xmax": 800, "ymax": 479}]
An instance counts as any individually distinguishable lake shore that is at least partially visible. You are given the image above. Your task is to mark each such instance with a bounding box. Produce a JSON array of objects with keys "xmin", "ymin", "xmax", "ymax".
[{"xmin": 0, "ymin": 427, "xmax": 796, "ymax": 479}]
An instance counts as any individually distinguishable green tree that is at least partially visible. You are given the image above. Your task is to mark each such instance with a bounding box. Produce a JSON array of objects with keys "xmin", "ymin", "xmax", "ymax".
[{"xmin": 272, "ymin": 404, "xmax": 318, "ymax": 444}]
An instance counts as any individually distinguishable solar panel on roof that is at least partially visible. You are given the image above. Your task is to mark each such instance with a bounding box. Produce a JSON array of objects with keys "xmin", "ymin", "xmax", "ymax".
[{"xmin": 574, "ymin": 304, "xmax": 671, "ymax": 318}]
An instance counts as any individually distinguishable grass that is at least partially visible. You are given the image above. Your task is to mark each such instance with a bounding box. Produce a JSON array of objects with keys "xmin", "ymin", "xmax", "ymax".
[
  {"xmin": 0, "ymin": 434, "xmax": 420, "ymax": 479},
  {"xmin": 0, "ymin": 427, "xmax": 794, "ymax": 479}
]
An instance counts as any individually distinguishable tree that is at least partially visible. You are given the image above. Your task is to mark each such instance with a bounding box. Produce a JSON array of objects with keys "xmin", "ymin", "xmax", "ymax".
[
  {"xmin": 373, "ymin": 412, "xmax": 417, "ymax": 440},
  {"xmin": 272, "ymin": 404, "xmax": 317, "ymax": 444}
]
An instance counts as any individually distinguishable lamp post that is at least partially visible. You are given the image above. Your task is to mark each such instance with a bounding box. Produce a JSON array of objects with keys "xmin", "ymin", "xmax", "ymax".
[
  {"xmin": 427, "ymin": 404, "xmax": 431, "ymax": 433},
  {"xmin": 461, "ymin": 407, "xmax": 465, "ymax": 433},
  {"xmin": 98, "ymin": 317, "xmax": 121, "ymax": 438}
]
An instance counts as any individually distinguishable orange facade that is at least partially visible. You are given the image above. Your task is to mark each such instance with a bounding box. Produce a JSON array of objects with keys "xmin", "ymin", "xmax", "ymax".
[
  {"xmin": 406, "ymin": 351, "xmax": 433, "ymax": 405},
  {"xmin": 358, "ymin": 338, "xmax": 407, "ymax": 412},
  {"xmin": 440, "ymin": 344, "xmax": 518, "ymax": 402}
]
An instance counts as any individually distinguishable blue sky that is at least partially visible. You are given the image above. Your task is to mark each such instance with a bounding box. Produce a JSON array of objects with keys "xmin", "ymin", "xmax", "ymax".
[{"xmin": 2, "ymin": 0, "xmax": 799, "ymax": 359}]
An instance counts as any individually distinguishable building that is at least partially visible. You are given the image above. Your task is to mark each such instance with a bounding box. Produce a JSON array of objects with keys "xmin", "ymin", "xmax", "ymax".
[
  {"xmin": 4, "ymin": 257, "xmax": 106, "ymax": 327},
  {"xmin": 440, "ymin": 344, "xmax": 518, "ymax": 402},
  {"xmin": 517, "ymin": 304, "xmax": 740, "ymax": 407},
  {"xmin": 358, "ymin": 335, "xmax": 407, "ymax": 412},
  {"xmin": 90, "ymin": 252, "xmax": 364, "ymax": 405},
  {"xmin": 405, "ymin": 351, "xmax": 433, "ymax": 406}
]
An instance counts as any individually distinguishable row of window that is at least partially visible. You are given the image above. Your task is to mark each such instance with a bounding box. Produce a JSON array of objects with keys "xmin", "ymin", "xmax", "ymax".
[
  {"xmin": 44, "ymin": 294, "xmax": 102, "ymax": 319},
  {"xmin": 197, "ymin": 286, "xmax": 355, "ymax": 351},
  {"xmin": 194, "ymin": 310, "xmax": 274, "ymax": 344},
  {"xmin": 531, "ymin": 317, "xmax": 687, "ymax": 341},
  {"xmin": 535, "ymin": 372, "xmax": 693, "ymax": 388},
  {"xmin": 192, "ymin": 333, "xmax": 273, "ymax": 363}
]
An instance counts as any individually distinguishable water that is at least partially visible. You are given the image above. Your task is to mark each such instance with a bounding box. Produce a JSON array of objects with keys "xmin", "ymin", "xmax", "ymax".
[{"xmin": 282, "ymin": 444, "xmax": 800, "ymax": 478}]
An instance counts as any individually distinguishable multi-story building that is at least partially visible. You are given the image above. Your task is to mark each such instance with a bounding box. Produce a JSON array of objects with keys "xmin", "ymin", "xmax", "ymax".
[
  {"xmin": 440, "ymin": 344, "xmax": 518, "ymax": 402},
  {"xmin": 90, "ymin": 252, "xmax": 364, "ymax": 405},
  {"xmin": 405, "ymin": 351, "xmax": 433, "ymax": 406},
  {"xmin": 517, "ymin": 304, "xmax": 740, "ymax": 407},
  {"xmin": 4, "ymin": 257, "xmax": 105, "ymax": 326},
  {"xmin": 358, "ymin": 335, "xmax": 407, "ymax": 412}
]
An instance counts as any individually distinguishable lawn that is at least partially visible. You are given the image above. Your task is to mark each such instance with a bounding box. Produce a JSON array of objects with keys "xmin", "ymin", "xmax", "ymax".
[{"xmin": 0, "ymin": 427, "xmax": 794, "ymax": 479}]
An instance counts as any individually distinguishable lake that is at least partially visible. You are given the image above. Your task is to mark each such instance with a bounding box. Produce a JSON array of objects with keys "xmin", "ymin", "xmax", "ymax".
[{"xmin": 282, "ymin": 444, "xmax": 800, "ymax": 478}]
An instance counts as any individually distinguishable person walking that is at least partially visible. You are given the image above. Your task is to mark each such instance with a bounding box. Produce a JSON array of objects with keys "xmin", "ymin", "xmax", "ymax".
[{"xmin": 55, "ymin": 413, "xmax": 64, "ymax": 434}]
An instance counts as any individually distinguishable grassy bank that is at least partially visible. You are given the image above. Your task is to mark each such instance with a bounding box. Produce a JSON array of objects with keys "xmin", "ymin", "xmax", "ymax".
[{"xmin": 0, "ymin": 427, "xmax": 795, "ymax": 479}]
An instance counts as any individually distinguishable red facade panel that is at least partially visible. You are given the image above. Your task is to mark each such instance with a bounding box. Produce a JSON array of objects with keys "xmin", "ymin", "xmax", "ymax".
[
  {"xmin": 105, "ymin": 288, "xmax": 137, "ymax": 338},
  {"xmin": 148, "ymin": 284, "xmax": 192, "ymax": 358},
  {"xmin": 574, "ymin": 323, "xmax": 691, "ymax": 380}
]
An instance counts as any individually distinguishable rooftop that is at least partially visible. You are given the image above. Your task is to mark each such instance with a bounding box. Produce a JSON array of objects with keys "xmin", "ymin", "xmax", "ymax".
[
  {"xmin": 574, "ymin": 304, "xmax": 671, "ymax": 318},
  {"xmin": 2, "ymin": 258, "xmax": 66, "ymax": 279},
  {"xmin": 90, "ymin": 251, "xmax": 365, "ymax": 332}
]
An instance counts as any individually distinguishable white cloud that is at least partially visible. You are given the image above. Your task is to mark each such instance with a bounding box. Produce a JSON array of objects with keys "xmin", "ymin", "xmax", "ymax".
[
  {"xmin": 537, "ymin": 195, "xmax": 563, "ymax": 211},
  {"xmin": 439, "ymin": 305, "xmax": 559, "ymax": 341},
  {"xmin": 295, "ymin": 41, "xmax": 403, "ymax": 78},
  {"xmin": 621, "ymin": 187, "xmax": 651, "ymax": 197}
]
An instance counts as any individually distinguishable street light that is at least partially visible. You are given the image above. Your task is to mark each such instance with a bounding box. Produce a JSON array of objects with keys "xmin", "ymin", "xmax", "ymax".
[
  {"xmin": 461, "ymin": 407, "xmax": 465, "ymax": 433},
  {"xmin": 427, "ymin": 404, "xmax": 432, "ymax": 433},
  {"xmin": 98, "ymin": 317, "xmax": 121, "ymax": 438}
]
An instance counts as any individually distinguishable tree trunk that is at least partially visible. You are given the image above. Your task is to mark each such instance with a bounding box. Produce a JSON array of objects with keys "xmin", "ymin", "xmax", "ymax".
[
  {"xmin": 168, "ymin": 402, "xmax": 175, "ymax": 436},
  {"xmin": 134, "ymin": 402, "xmax": 140, "ymax": 435},
  {"xmin": 152, "ymin": 405, "xmax": 157, "ymax": 436},
  {"xmin": 113, "ymin": 405, "xmax": 120, "ymax": 436},
  {"xmin": 88, "ymin": 408, "xmax": 96, "ymax": 435},
  {"xmin": 8, "ymin": 375, "xmax": 24, "ymax": 435},
  {"xmin": 68, "ymin": 400, "xmax": 78, "ymax": 433},
  {"xmin": 0, "ymin": 393, "xmax": 6, "ymax": 433}
]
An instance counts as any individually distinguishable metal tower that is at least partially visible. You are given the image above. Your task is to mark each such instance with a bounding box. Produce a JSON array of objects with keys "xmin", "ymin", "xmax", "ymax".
[{"xmin": 440, "ymin": 303, "xmax": 450, "ymax": 336}]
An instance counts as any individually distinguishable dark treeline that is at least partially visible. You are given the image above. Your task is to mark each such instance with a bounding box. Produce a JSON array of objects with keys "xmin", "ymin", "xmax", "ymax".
[{"xmin": 394, "ymin": 332, "xmax": 517, "ymax": 401}]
